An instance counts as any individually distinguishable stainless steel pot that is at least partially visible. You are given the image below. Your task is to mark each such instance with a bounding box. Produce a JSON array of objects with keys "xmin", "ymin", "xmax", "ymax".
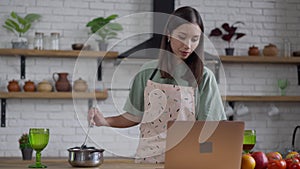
[{"xmin": 67, "ymin": 146, "xmax": 104, "ymax": 167}]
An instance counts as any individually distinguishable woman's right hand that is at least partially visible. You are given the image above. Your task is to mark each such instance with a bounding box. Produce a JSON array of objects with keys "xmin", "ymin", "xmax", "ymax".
[{"xmin": 88, "ymin": 107, "xmax": 109, "ymax": 126}]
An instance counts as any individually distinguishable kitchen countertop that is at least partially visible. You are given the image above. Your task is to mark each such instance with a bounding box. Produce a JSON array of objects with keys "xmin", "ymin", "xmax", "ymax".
[{"xmin": 0, "ymin": 157, "xmax": 163, "ymax": 169}]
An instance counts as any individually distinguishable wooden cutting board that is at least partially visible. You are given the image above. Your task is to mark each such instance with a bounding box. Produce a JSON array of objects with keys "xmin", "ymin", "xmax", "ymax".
[{"xmin": 0, "ymin": 157, "xmax": 163, "ymax": 169}]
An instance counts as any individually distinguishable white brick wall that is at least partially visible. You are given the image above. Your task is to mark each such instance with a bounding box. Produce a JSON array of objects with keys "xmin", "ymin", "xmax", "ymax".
[{"xmin": 0, "ymin": 0, "xmax": 299, "ymax": 159}]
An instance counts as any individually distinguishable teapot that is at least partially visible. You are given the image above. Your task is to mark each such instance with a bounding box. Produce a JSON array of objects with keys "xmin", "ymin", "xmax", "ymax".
[
  {"xmin": 37, "ymin": 80, "xmax": 52, "ymax": 92},
  {"xmin": 23, "ymin": 80, "xmax": 35, "ymax": 92},
  {"xmin": 73, "ymin": 78, "xmax": 88, "ymax": 92},
  {"xmin": 7, "ymin": 79, "xmax": 21, "ymax": 92},
  {"xmin": 263, "ymin": 43, "xmax": 278, "ymax": 56},
  {"xmin": 53, "ymin": 72, "xmax": 71, "ymax": 92}
]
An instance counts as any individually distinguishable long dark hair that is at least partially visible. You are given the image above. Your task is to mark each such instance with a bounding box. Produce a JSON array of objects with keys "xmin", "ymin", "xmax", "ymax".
[{"xmin": 158, "ymin": 6, "xmax": 204, "ymax": 87}]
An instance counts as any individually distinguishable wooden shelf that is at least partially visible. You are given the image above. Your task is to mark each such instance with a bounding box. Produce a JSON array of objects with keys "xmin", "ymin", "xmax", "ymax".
[
  {"xmin": 0, "ymin": 48, "xmax": 118, "ymax": 59},
  {"xmin": 0, "ymin": 91, "xmax": 108, "ymax": 99},
  {"xmin": 219, "ymin": 56, "xmax": 300, "ymax": 64},
  {"xmin": 223, "ymin": 95, "xmax": 300, "ymax": 102}
]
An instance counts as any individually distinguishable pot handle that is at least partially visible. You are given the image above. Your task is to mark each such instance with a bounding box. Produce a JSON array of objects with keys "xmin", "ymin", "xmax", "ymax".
[{"xmin": 52, "ymin": 72, "xmax": 58, "ymax": 82}]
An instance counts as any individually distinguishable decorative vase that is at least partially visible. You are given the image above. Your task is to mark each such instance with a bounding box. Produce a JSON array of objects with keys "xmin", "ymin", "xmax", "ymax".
[
  {"xmin": 53, "ymin": 72, "xmax": 71, "ymax": 92},
  {"xmin": 73, "ymin": 78, "xmax": 88, "ymax": 92},
  {"xmin": 23, "ymin": 80, "xmax": 35, "ymax": 92},
  {"xmin": 37, "ymin": 80, "xmax": 52, "ymax": 92},
  {"xmin": 21, "ymin": 148, "xmax": 33, "ymax": 160},
  {"xmin": 248, "ymin": 45, "xmax": 260, "ymax": 56},
  {"xmin": 263, "ymin": 43, "xmax": 278, "ymax": 57},
  {"xmin": 225, "ymin": 48, "xmax": 234, "ymax": 56},
  {"xmin": 7, "ymin": 79, "xmax": 21, "ymax": 92},
  {"xmin": 11, "ymin": 37, "xmax": 28, "ymax": 49}
]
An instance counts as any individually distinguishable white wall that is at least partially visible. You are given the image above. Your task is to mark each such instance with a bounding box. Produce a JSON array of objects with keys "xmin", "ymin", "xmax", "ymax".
[{"xmin": 0, "ymin": 0, "xmax": 300, "ymax": 158}]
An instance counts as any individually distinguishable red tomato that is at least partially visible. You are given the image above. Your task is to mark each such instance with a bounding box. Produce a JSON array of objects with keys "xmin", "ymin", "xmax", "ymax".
[
  {"xmin": 268, "ymin": 159, "xmax": 287, "ymax": 169},
  {"xmin": 285, "ymin": 158, "xmax": 299, "ymax": 169},
  {"xmin": 289, "ymin": 162, "xmax": 300, "ymax": 169}
]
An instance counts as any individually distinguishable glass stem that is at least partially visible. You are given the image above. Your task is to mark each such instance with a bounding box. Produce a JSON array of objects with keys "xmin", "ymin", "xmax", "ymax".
[{"xmin": 36, "ymin": 151, "xmax": 41, "ymax": 167}]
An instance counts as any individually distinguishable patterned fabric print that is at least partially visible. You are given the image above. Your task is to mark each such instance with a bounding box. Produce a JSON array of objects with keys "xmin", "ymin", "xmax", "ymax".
[{"xmin": 135, "ymin": 80, "xmax": 195, "ymax": 163}]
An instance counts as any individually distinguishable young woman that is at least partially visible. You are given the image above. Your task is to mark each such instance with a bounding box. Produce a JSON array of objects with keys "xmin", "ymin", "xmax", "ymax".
[{"xmin": 88, "ymin": 6, "xmax": 226, "ymax": 163}]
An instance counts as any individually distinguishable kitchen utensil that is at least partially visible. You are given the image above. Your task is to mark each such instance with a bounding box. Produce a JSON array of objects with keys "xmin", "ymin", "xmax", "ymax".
[
  {"xmin": 292, "ymin": 126, "xmax": 300, "ymax": 152},
  {"xmin": 81, "ymin": 125, "xmax": 92, "ymax": 149},
  {"xmin": 67, "ymin": 146, "xmax": 104, "ymax": 167},
  {"xmin": 28, "ymin": 128, "xmax": 50, "ymax": 168}
]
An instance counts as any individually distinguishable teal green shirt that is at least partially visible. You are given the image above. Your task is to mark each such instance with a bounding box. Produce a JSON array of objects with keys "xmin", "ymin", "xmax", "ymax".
[{"xmin": 123, "ymin": 60, "xmax": 226, "ymax": 121}]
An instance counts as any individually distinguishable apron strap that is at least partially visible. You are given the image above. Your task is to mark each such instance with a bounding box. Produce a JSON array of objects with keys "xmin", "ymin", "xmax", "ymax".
[{"xmin": 149, "ymin": 68, "xmax": 158, "ymax": 80}]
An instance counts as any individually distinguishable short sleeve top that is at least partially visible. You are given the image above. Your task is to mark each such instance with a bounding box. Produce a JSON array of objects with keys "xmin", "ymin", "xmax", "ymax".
[{"xmin": 123, "ymin": 60, "xmax": 226, "ymax": 121}]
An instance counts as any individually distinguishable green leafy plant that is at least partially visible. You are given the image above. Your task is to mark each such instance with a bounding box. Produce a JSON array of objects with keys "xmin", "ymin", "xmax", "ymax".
[
  {"xmin": 86, "ymin": 14, "xmax": 123, "ymax": 43},
  {"xmin": 209, "ymin": 21, "xmax": 246, "ymax": 48},
  {"xmin": 3, "ymin": 11, "xmax": 41, "ymax": 37},
  {"xmin": 18, "ymin": 133, "xmax": 32, "ymax": 149}
]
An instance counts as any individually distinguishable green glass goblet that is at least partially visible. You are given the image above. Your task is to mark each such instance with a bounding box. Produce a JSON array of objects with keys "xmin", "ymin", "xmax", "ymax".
[
  {"xmin": 28, "ymin": 128, "xmax": 49, "ymax": 168},
  {"xmin": 243, "ymin": 130, "xmax": 256, "ymax": 154},
  {"xmin": 277, "ymin": 79, "xmax": 288, "ymax": 96}
]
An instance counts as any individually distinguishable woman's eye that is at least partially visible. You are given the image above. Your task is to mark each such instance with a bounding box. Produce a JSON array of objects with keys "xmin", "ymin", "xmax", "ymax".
[
  {"xmin": 177, "ymin": 35, "xmax": 186, "ymax": 40},
  {"xmin": 192, "ymin": 37, "xmax": 199, "ymax": 42}
]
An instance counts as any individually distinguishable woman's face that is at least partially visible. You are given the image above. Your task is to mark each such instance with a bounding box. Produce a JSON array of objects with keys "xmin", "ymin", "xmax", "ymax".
[{"xmin": 169, "ymin": 23, "xmax": 201, "ymax": 60}]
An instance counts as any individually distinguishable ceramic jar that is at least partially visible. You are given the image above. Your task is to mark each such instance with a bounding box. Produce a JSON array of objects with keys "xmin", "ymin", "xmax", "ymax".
[
  {"xmin": 7, "ymin": 79, "xmax": 21, "ymax": 92},
  {"xmin": 73, "ymin": 78, "xmax": 88, "ymax": 92},
  {"xmin": 248, "ymin": 45, "xmax": 260, "ymax": 56},
  {"xmin": 53, "ymin": 72, "xmax": 71, "ymax": 92},
  {"xmin": 37, "ymin": 80, "xmax": 52, "ymax": 92},
  {"xmin": 23, "ymin": 80, "xmax": 35, "ymax": 92},
  {"xmin": 263, "ymin": 43, "xmax": 278, "ymax": 56}
]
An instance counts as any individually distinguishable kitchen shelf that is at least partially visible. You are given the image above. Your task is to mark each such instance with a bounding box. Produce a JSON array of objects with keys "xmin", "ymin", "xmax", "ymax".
[
  {"xmin": 0, "ymin": 91, "xmax": 108, "ymax": 99},
  {"xmin": 219, "ymin": 56, "xmax": 300, "ymax": 64},
  {"xmin": 223, "ymin": 95, "xmax": 300, "ymax": 102},
  {"xmin": 0, "ymin": 48, "xmax": 118, "ymax": 80},
  {"xmin": 0, "ymin": 90, "xmax": 108, "ymax": 127},
  {"xmin": 0, "ymin": 48, "xmax": 118, "ymax": 58}
]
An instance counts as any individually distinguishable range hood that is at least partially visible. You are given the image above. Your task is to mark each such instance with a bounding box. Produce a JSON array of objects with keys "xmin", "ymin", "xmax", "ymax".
[{"xmin": 118, "ymin": 0, "xmax": 174, "ymax": 58}]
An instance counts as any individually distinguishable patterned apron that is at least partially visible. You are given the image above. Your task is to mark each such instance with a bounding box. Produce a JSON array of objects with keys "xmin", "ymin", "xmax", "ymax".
[{"xmin": 135, "ymin": 69, "xmax": 196, "ymax": 163}]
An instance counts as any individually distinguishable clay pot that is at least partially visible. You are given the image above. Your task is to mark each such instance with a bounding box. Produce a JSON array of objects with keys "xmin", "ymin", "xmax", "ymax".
[
  {"xmin": 73, "ymin": 78, "xmax": 88, "ymax": 92},
  {"xmin": 263, "ymin": 43, "xmax": 278, "ymax": 57},
  {"xmin": 23, "ymin": 80, "xmax": 35, "ymax": 92},
  {"xmin": 53, "ymin": 72, "xmax": 71, "ymax": 92},
  {"xmin": 37, "ymin": 80, "xmax": 52, "ymax": 92},
  {"xmin": 248, "ymin": 45, "xmax": 260, "ymax": 56},
  {"xmin": 7, "ymin": 79, "xmax": 21, "ymax": 92}
]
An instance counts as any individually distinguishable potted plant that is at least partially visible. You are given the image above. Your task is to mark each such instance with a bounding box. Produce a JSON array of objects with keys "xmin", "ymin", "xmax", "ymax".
[
  {"xmin": 3, "ymin": 11, "xmax": 41, "ymax": 49},
  {"xmin": 18, "ymin": 133, "xmax": 33, "ymax": 160},
  {"xmin": 86, "ymin": 14, "xmax": 123, "ymax": 51},
  {"xmin": 209, "ymin": 21, "xmax": 246, "ymax": 55}
]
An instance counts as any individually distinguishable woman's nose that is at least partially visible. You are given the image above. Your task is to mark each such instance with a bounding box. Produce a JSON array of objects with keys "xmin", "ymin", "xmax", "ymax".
[{"xmin": 183, "ymin": 40, "xmax": 191, "ymax": 49}]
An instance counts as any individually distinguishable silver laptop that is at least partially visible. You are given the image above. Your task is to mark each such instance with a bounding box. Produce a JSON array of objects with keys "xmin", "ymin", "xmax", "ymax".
[{"xmin": 161, "ymin": 120, "xmax": 244, "ymax": 169}]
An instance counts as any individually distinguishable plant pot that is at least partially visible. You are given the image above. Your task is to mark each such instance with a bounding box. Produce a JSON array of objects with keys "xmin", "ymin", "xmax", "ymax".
[
  {"xmin": 21, "ymin": 148, "xmax": 33, "ymax": 160},
  {"xmin": 225, "ymin": 48, "xmax": 234, "ymax": 56},
  {"xmin": 11, "ymin": 38, "xmax": 28, "ymax": 49},
  {"xmin": 98, "ymin": 42, "xmax": 108, "ymax": 51}
]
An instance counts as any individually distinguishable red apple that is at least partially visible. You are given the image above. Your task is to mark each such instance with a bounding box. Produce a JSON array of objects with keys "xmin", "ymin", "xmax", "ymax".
[
  {"xmin": 252, "ymin": 151, "xmax": 269, "ymax": 169},
  {"xmin": 267, "ymin": 152, "xmax": 283, "ymax": 161}
]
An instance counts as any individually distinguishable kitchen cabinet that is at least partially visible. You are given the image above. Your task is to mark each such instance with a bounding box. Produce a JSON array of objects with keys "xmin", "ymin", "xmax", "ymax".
[{"xmin": 0, "ymin": 48, "xmax": 118, "ymax": 127}]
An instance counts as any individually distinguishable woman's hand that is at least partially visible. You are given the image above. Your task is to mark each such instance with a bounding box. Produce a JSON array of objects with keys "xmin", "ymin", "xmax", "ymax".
[{"xmin": 88, "ymin": 107, "xmax": 109, "ymax": 126}]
